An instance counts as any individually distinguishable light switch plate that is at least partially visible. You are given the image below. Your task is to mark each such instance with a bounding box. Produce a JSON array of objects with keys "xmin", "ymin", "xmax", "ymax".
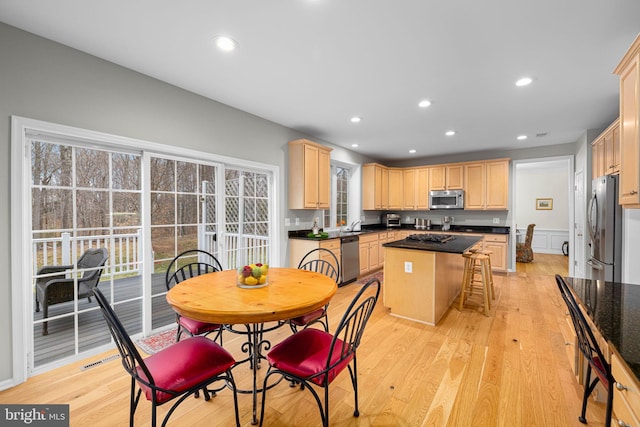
[{"xmin": 493, "ymin": 218, "xmax": 500, "ymax": 224}]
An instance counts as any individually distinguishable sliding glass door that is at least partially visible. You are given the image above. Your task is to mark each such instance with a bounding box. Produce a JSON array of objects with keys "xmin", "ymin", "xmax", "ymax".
[{"xmin": 19, "ymin": 119, "xmax": 275, "ymax": 374}]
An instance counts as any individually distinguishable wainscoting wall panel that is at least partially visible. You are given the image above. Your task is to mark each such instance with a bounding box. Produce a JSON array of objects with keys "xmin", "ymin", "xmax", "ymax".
[{"xmin": 518, "ymin": 228, "xmax": 570, "ymax": 255}]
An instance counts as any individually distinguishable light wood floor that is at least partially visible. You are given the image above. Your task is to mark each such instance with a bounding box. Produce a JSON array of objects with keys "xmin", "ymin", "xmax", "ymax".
[{"xmin": 1, "ymin": 254, "xmax": 605, "ymax": 426}]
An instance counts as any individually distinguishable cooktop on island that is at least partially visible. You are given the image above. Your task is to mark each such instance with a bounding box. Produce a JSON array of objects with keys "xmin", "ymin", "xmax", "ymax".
[{"xmin": 407, "ymin": 234, "xmax": 455, "ymax": 243}]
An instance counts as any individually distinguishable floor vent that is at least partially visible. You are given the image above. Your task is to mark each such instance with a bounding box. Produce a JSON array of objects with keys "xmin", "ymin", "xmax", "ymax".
[{"xmin": 81, "ymin": 354, "xmax": 121, "ymax": 371}]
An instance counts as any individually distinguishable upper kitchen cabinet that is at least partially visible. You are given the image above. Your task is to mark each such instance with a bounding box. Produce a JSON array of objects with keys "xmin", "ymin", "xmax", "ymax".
[
  {"xmin": 615, "ymin": 34, "xmax": 640, "ymax": 207},
  {"xmin": 429, "ymin": 164, "xmax": 464, "ymax": 191},
  {"xmin": 402, "ymin": 167, "xmax": 429, "ymax": 210},
  {"xmin": 464, "ymin": 159, "xmax": 510, "ymax": 210},
  {"xmin": 388, "ymin": 168, "xmax": 404, "ymax": 210},
  {"xmin": 288, "ymin": 139, "xmax": 332, "ymax": 209},
  {"xmin": 363, "ymin": 163, "xmax": 389, "ymax": 210},
  {"xmin": 591, "ymin": 118, "xmax": 620, "ymax": 178}
]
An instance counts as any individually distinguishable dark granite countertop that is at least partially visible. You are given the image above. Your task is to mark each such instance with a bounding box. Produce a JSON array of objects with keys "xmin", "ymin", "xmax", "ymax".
[
  {"xmin": 382, "ymin": 235, "xmax": 482, "ymax": 254},
  {"xmin": 288, "ymin": 223, "xmax": 510, "ymax": 241},
  {"xmin": 565, "ymin": 277, "xmax": 640, "ymax": 382}
]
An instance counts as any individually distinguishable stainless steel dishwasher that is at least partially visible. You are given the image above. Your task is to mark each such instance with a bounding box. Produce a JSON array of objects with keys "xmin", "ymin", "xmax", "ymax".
[{"xmin": 340, "ymin": 234, "xmax": 360, "ymax": 286}]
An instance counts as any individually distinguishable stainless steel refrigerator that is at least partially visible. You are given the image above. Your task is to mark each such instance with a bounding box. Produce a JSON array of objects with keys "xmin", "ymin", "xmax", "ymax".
[{"xmin": 587, "ymin": 175, "xmax": 623, "ymax": 282}]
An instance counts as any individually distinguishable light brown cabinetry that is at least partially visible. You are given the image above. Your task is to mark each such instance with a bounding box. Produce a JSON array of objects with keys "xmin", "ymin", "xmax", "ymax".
[
  {"xmin": 429, "ymin": 164, "xmax": 464, "ymax": 191},
  {"xmin": 364, "ymin": 159, "xmax": 509, "ymax": 211},
  {"xmin": 483, "ymin": 234, "xmax": 508, "ymax": 271},
  {"xmin": 592, "ymin": 137, "xmax": 606, "ymax": 179},
  {"xmin": 614, "ymin": 34, "xmax": 640, "ymax": 207},
  {"xmin": 388, "ymin": 168, "xmax": 404, "ymax": 209},
  {"xmin": 464, "ymin": 159, "xmax": 509, "ymax": 210},
  {"xmin": 402, "ymin": 168, "xmax": 429, "ymax": 210},
  {"xmin": 289, "ymin": 238, "xmax": 341, "ymax": 274},
  {"xmin": 359, "ymin": 233, "xmax": 380, "ymax": 275},
  {"xmin": 288, "ymin": 139, "xmax": 332, "ymax": 209},
  {"xmin": 612, "ymin": 352, "xmax": 640, "ymax": 426},
  {"xmin": 592, "ymin": 119, "xmax": 621, "ymax": 178},
  {"xmin": 362, "ymin": 163, "xmax": 389, "ymax": 210}
]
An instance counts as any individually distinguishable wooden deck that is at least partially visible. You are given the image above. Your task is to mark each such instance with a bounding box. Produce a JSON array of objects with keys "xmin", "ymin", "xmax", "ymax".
[{"xmin": 33, "ymin": 273, "xmax": 175, "ymax": 367}]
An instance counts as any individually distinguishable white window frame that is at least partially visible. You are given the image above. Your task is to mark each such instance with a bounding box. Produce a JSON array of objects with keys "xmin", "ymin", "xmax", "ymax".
[
  {"xmin": 324, "ymin": 160, "xmax": 362, "ymax": 231},
  {"xmin": 10, "ymin": 116, "xmax": 280, "ymax": 385}
]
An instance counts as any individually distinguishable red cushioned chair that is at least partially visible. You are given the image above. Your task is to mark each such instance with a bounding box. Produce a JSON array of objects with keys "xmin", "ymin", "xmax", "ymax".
[
  {"xmin": 92, "ymin": 287, "xmax": 240, "ymax": 427},
  {"xmin": 259, "ymin": 277, "xmax": 380, "ymax": 427},
  {"xmin": 288, "ymin": 247, "xmax": 341, "ymax": 333},
  {"xmin": 555, "ymin": 275, "xmax": 614, "ymax": 427},
  {"xmin": 165, "ymin": 249, "xmax": 224, "ymax": 344}
]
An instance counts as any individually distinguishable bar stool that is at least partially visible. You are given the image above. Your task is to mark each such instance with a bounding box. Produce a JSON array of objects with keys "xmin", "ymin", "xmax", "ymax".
[
  {"xmin": 469, "ymin": 249, "xmax": 495, "ymax": 300},
  {"xmin": 459, "ymin": 252, "xmax": 491, "ymax": 316}
]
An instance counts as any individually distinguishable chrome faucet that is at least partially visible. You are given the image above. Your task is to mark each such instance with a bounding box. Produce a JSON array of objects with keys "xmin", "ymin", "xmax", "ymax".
[{"xmin": 349, "ymin": 219, "xmax": 361, "ymax": 231}]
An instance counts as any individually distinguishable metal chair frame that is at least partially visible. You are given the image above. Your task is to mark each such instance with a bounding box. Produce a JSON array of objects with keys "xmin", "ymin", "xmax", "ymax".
[
  {"xmin": 289, "ymin": 247, "xmax": 341, "ymax": 333},
  {"xmin": 555, "ymin": 275, "xmax": 614, "ymax": 427},
  {"xmin": 165, "ymin": 249, "xmax": 224, "ymax": 343},
  {"xmin": 92, "ymin": 287, "xmax": 240, "ymax": 427},
  {"xmin": 260, "ymin": 277, "xmax": 381, "ymax": 427}
]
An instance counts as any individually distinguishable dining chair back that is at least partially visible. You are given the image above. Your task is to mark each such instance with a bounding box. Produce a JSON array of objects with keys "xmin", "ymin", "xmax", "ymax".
[
  {"xmin": 260, "ymin": 277, "xmax": 381, "ymax": 427},
  {"xmin": 91, "ymin": 287, "xmax": 240, "ymax": 427},
  {"xmin": 165, "ymin": 249, "xmax": 224, "ymax": 343},
  {"xmin": 289, "ymin": 247, "xmax": 341, "ymax": 333},
  {"xmin": 165, "ymin": 249, "xmax": 223, "ymax": 290},
  {"xmin": 555, "ymin": 275, "xmax": 614, "ymax": 427}
]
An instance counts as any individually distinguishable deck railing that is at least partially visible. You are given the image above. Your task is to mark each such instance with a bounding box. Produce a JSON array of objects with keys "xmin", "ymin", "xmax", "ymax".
[{"xmin": 32, "ymin": 229, "xmax": 269, "ymax": 275}]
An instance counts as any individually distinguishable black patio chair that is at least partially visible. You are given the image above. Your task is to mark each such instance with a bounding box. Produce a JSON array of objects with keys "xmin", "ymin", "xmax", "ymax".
[{"xmin": 35, "ymin": 247, "xmax": 109, "ymax": 335}]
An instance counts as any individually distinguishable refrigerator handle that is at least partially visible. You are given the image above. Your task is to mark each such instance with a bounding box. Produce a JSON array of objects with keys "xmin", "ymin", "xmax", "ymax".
[
  {"xmin": 587, "ymin": 258, "xmax": 604, "ymax": 270},
  {"xmin": 587, "ymin": 192, "xmax": 598, "ymax": 244}
]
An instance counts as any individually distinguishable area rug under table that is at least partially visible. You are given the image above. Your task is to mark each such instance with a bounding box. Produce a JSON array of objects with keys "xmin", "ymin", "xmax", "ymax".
[{"xmin": 136, "ymin": 329, "xmax": 177, "ymax": 354}]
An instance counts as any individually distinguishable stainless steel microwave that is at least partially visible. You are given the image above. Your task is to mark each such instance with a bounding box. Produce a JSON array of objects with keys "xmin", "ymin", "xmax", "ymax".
[{"xmin": 429, "ymin": 190, "xmax": 464, "ymax": 209}]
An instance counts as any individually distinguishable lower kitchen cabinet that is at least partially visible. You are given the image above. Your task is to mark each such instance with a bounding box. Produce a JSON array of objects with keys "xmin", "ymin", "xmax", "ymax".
[
  {"xmin": 289, "ymin": 238, "xmax": 341, "ymax": 276},
  {"xmin": 483, "ymin": 234, "xmax": 508, "ymax": 272},
  {"xmin": 359, "ymin": 233, "xmax": 379, "ymax": 276},
  {"xmin": 612, "ymin": 352, "xmax": 640, "ymax": 426}
]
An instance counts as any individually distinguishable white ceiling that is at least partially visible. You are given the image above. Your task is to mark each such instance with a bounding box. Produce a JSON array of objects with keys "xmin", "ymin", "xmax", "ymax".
[{"xmin": 1, "ymin": 0, "xmax": 639, "ymax": 161}]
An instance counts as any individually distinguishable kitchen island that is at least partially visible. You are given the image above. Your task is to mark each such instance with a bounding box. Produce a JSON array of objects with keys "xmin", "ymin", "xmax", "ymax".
[{"xmin": 383, "ymin": 234, "xmax": 482, "ymax": 325}]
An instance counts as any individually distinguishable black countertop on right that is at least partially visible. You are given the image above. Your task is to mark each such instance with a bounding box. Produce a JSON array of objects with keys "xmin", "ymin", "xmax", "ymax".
[{"xmin": 564, "ymin": 277, "xmax": 640, "ymax": 382}]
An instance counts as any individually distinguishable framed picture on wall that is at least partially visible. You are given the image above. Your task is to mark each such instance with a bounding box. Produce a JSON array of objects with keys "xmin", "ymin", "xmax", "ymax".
[{"xmin": 536, "ymin": 198, "xmax": 553, "ymax": 210}]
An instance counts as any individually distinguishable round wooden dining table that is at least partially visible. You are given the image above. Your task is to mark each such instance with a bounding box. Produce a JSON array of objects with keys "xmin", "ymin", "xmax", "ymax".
[{"xmin": 166, "ymin": 267, "xmax": 338, "ymax": 424}]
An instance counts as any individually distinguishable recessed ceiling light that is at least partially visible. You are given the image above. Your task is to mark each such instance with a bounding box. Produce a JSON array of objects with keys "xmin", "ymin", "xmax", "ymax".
[
  {"xmin": 409, "ymin": 149, "xmax": 417, "ymax": 154},
  {"xmin": 418, "ymin": 100, "xmax": 432, "ymax": 108},
  {"xmin": 515, "ymin": 77, "xmax": 533, "ymax": 87},
  {"xmin": 517, "ymin": 135, "xmax": 528, "ymax": 140},
  {"xmin": 212, "ymin": 35, "xmax": 238, "ymax": 52},
  {"xmin": 445, "ymin": 130, "xmax": 456, "ymax": 136},
  {"xmin": 350, "ymin": 116, "xmax": 361, "ymax": 123},
  {"xmin": 351, "ymin": 143, "xmax": 359, "ymax": 148}
]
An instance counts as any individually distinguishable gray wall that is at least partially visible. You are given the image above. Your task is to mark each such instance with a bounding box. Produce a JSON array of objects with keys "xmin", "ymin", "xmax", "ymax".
[{"xmin": 0, "ymin": 22, "xmax": 374, "ymax": 382}]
